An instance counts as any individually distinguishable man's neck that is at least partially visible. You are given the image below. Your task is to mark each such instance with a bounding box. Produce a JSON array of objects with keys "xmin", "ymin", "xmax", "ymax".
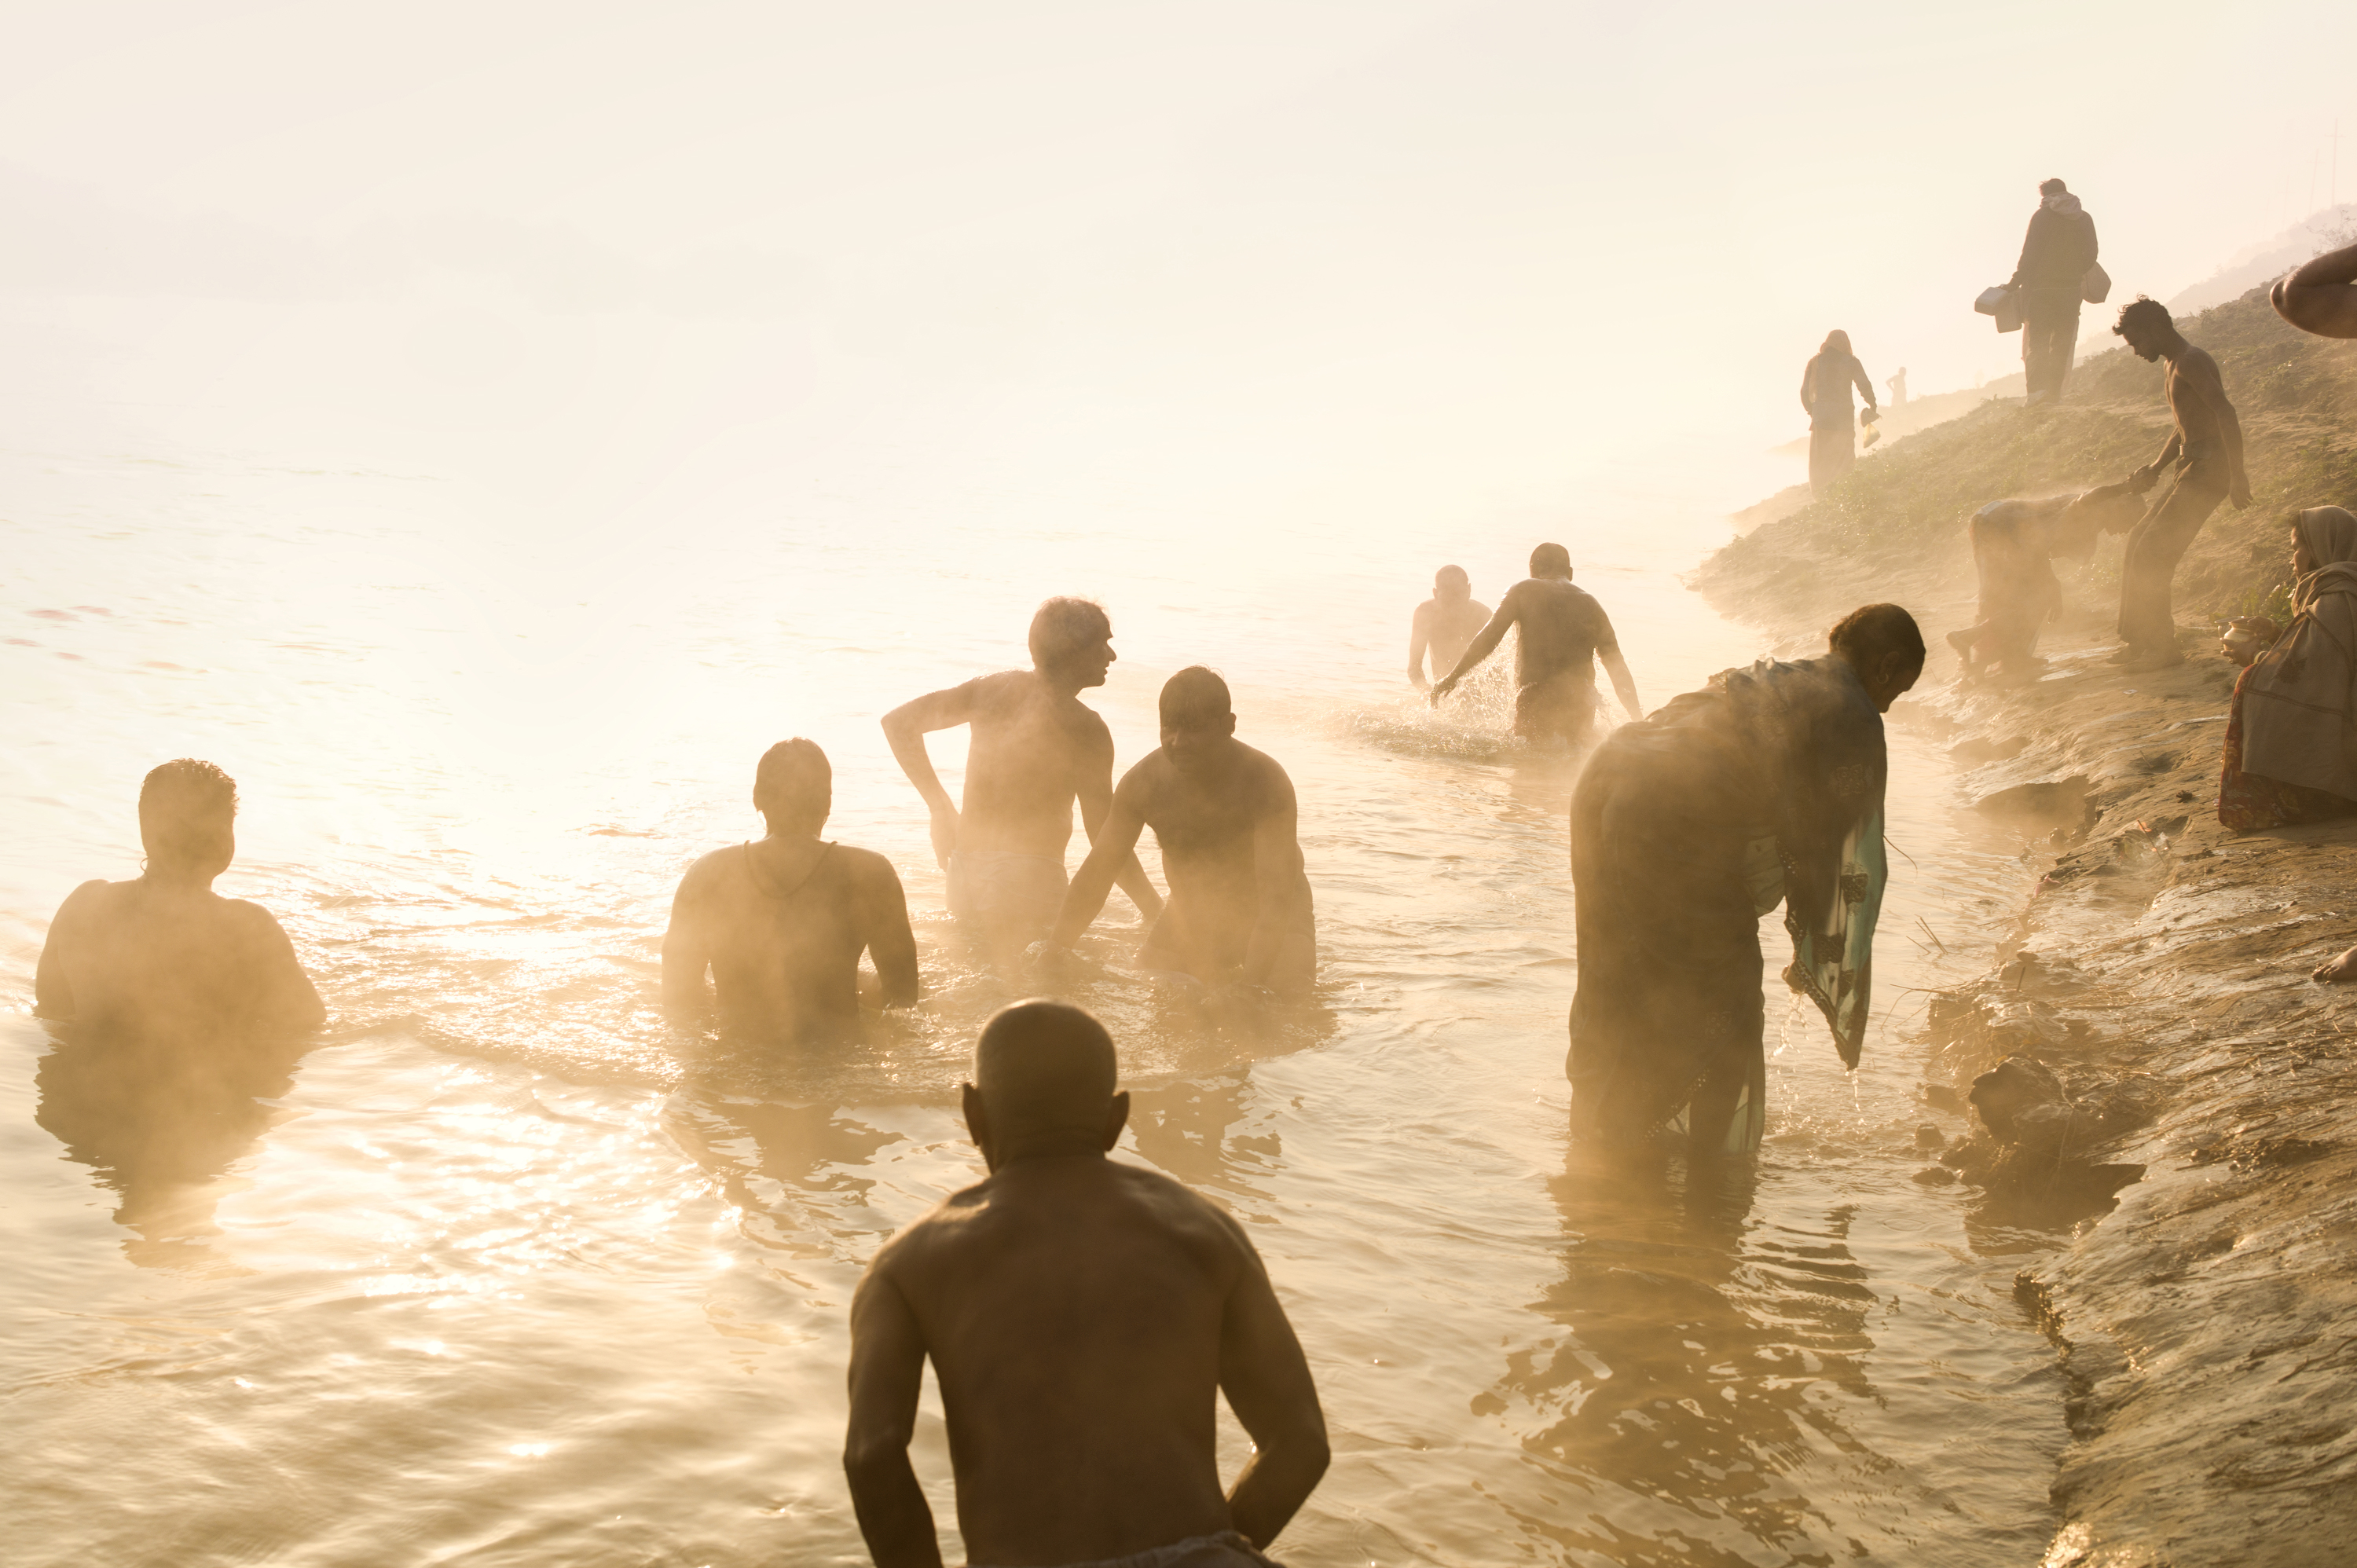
[
  {"xmin": 138, "ymin": 867, "xmax": 218, "ymax": 895},
  {"xmin": 1032, "ymin": 665, "xmax": 1087, "ymax": 700},
  {"xmin": 991, "ymin": 1141, "xmax": 1107, "ymax": 1172}
]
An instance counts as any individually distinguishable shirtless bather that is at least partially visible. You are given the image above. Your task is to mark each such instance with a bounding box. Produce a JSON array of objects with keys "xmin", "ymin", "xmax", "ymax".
[
  {"xmin": 1045, "ymin": 669, "xmax": 1315, "ymax": 991},
  {"xmin": 662, "ymin": 739, "xmax": 918, "ymax": 1045},
  {"xmin": 1429, "ymin": 543, "xmax": 1641, "ymax": 745},
  {"xmin": 35, "ymin": 759, "xmax": 325, "ymax": 1040},
  {"xmin": 884, "ymin": 598, "xmax": 1162, "ymax": 943},
  {"xmin": 1407, "ymin": 566, "xmax": 1491, "ymax": 690},
  {"xmin": 843, "ymin": 998, "xmax": 1329, "ymax": 1566}
]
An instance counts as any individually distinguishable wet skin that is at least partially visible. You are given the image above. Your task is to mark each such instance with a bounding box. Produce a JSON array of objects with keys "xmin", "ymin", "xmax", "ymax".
[
  {"xmin": 842, "ymin": 1094, "xmax": 1329, "ymax": 1566},
  {"xmin": 1430, "ymin": 571, "xmax": 1642, "ymax": 722},
  {"xmin": 882, "ymin": 631, "xmax": 1160, "ymax": 918},
  {"xmin": 1048, "ymin": 716, "xmax": 1315, "ymax": 991},
  {"xmin": 2117, "ymin": 316, "xmax": 2252, "ymax": 511}
]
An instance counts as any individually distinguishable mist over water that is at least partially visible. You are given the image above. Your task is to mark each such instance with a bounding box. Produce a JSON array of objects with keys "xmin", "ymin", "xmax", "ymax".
[{"xmin": 2, "ymin": 379, "xmax": 2080, "ymax": 1564}]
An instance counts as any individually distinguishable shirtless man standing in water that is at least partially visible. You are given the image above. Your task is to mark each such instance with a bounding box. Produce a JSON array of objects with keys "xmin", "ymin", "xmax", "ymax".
[
  {"xmin": 1407, "ymin": 565, "xmax": 1490, "ymax": 690},
  {"xmin": 662, "ymin": 739, "xmax": 918, "ymax": 1044},
  {"xmin": 36, "ymin": 758, "xmax": 325, "ymax": 1039},
  {"xmin": 1429, "ymin": 542, "xmax": 1642, "ymax": 745},
  {"xmin": 884, "ymin": 598, "xmax": 1161, "ymax": 947},
  {"xmin": 1044, "ymin": 668, "xmax": 1316, "ymax": 992},
  {"xmin": 844, "ymin": 998, "xmax": 1329, "ymax": 1567}
]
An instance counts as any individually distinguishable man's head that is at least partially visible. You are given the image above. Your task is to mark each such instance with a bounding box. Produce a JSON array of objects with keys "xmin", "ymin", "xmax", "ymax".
[
  {"xmin": 1029, "ymin": 596, "xmax": 1116, "ymax": 690},
  {"xmin": 2113, "ymin": 297, "xmax": 2176, "ymax": 361},
  {"xmin": 1528, "ymin": 543, "xmax": 1572, "ymax": 581},
  {"xmin": 1821, "ymin": 329, "xmax": 1852, "ymax": 357},
  {"xmin": 1828, "ymin": 603, "xmax": 1925, "ymax": 712},
  {"xmin": 1159, "ymin": 666, "xmax": 1237, "ymax": 775},
  {"xmin": 138, "ymin": 759, "xmax": 237, "ymax": 881},
  {"xmin": 753, "ymin": 738, "xmax": 831, "ymax": 837},
  {"xmin": 2040, "ymin": 178, "xmax": 2068, "ymax": 197},
  {"xmin": 1433, "ymin": 564, "xmax": 1471, "ymax": 601},
  {"xmin": 962, "ymin": 998, "xmax": 1127, "ymax": 1169}
]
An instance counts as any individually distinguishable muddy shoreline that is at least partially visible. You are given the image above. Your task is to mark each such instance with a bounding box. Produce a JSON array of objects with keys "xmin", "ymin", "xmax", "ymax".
[{"xmin": 1703, "ymin": 541, "xmax": 2357, "ymax": 1562}]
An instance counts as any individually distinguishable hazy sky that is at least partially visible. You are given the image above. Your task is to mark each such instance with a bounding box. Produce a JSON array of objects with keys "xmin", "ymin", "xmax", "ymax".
[{"xmin": 3, "ymin": 1, "xmax": 2348, "ymax": 525}]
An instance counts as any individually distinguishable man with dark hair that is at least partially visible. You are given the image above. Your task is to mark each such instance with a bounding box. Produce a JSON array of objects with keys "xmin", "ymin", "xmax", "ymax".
[
  {"xmin": 35, "ymin": 760, "xmax": 324, "ymax": 1039},
  {"xmin": 1429, "ymin": 543, "xmax": 1641, "ymax": 746},
  {"xmin": 844, "ymin": 998, "xmax": 1329, "ymax": 1567},
  {"xmin": 662, "ymin": 738, "xmax": 919, "ymax": 1044},
  {"xmin": 1567, "ymin": 606, "xmax": 1921, "ymax": 1160},
  {"xmin": 2007, "ymin": 178, "xmax": 2100, "ymax": 407},
  {"xmin": 1046, "ymin": 669, "xmax": 1316, "ymax": 992},
  {"xmin": 884, "ymin": 598, "xmax": 1160, "ymax": 946},
  {"xmin": 2110, "ymin": 297, "xmax": 2252, "ymax": 668},
  {"xmin": 1407, "ymin": 565, "xmax": 1490, "ymax": 690}
]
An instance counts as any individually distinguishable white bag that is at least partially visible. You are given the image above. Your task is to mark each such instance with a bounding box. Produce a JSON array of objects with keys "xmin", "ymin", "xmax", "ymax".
[
  {"xmin": 2082, "ymin": 262, "xmax": 2112, "ymax": 304},
  {"xmin": 1974, "ymin": 285, "xmax": 2011, "ymax": 316}
]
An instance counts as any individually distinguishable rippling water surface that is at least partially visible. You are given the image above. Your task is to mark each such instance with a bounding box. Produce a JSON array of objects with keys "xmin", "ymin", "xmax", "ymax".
[{"xmin": 4, "ymin": 424, "xmax": 2072, "ymax": 1565}]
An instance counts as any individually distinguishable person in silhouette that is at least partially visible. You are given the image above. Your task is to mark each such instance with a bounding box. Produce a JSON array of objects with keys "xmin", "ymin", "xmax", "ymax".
[
  {"xmin": 1800, "ymin": 331, "xmax": 1876, "ymax": 493},
  {"xmin": 662, "ymin": 738, "xmax": 919, "ymax": 1044},
  {"xmin": 1044, "ymin": 669, "xmax": 1315, "ymax": 992},
  {"xmin": 1429, "ymin": 543, "xmax": 1641, "ymax": 746},
  {"xmin": 2111, "ymin": 297, "xmax": 2252, "ymax": 669},
  {"xmin": 1407, "ymin": 565, "xmax": 1491, "ymax": 691},
  {"xmin": 1567, "ymin": 606, "xmax": 1922, "ymax": 1160},
  {"xmin": 1886, "ymin": 366, "xmax": 1908, "ymax": 407},
  {"xmin": 2009, "ymin": 178, "xmax": 2099, "ymax": 407},
  {"xmin": 1948, "ymin": 483, "xmax": 2142, "ymax": 678},
  {"xmin": 35, "ymin": 758, "xmax": 324, "ymax": 1039},
  {"xmin": 884, "ymin": 598, "xmax": 1161, "ymax": 948},
  {"xmin": 844, "ymin": 998, "xmax": 1329, "ymax": 1567},
  {"xmin": 2273, "ymin": 240, "xmax": 2357, "ymax": 338}
]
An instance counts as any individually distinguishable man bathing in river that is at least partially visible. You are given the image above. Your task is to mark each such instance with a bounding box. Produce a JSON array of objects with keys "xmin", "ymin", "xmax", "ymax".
[
  {"xmin": 1407, "ymin": 565, "xmax": 1490, "ymax": 691},
  {"xmin": 1044, "ymin": 668, "xmax": 1316, "ymax": 992},
  {"xmin": 1430, "ymin": 543, "xmax": 1641, "ymax": 746},
  {"xmin": 1567, "ymin": 605, "xmax": 1922, "ymax": 1160},
  {"xmin": 884, "ymin": 598, "xmax": 1162, "ymax": 947},
  {"xmin": 662, "ymin": 739, "xmax": 918, "ymax": 1044},
  {"xmin": 844, "ymin": 998, "xmax": 1329, "ymax": 1567},
  {"xmin": 36, "ymin": 759, "xmax": 325, "ymax": 1039},
  {"xmin": 2111, "ymin": 297, "xmax": 2252, "ymax": 670}
]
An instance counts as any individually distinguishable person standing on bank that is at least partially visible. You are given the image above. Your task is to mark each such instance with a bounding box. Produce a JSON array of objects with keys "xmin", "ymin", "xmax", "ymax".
[
  {"xmin": 2112, "ymin": 296, "xmax": 2253, "ymax": 669},
  {"xmin": 2008, "ymin": 178, "xmax": 2100, "ymax": 408},
  {"xmin": 1800, "ymin": 332, "xmax": 1876, "ymax": 495}
]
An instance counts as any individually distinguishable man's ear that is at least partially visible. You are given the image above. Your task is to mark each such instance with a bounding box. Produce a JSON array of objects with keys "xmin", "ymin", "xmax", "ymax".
[
  {"xmin": 1220, "ymin": 713, "xmax": 1238, "ymax": 738},
  {"xmin": 1102, "ymin": 1090, "xmax": 1131, "ymax": 1152},
  {"xmin": 962, "ymin": 1083, "xmax": 996, "ymax": 1170}
]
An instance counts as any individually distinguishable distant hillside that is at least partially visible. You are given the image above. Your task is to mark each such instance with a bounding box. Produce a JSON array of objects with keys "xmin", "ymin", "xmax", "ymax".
[
  {"xmin": 2166, "ymin": 204, "xmax": 2357, "ymax": 318},
  {"xmin": 1699, "ymin": 287, "xmax": 2357, "ymax": 636}
]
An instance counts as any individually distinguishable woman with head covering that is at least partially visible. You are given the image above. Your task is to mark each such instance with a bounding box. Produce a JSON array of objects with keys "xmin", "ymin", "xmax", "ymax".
[
  {"xmin": 2219, "ymin": 506, "xmax": 2357, "ymax": 832},
  {"xmin": 1800, "ymin": 331, "xmax": 1878, "ymax": 495}
]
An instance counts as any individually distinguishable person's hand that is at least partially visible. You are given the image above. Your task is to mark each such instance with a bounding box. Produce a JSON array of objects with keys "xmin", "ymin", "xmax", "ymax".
[
  {"xmin": 2128, "ymin": 465, "xmax": 2159, "ymax": 495},
  {"xmin": 1429, "ymin": 674, "xmax": 1459, "ymax": 706},
  {"xmin": 928, "ymin": 805, "xmax": 959, "ymax": 869},
  {"xmin": 2231, "ymin": 477, "xmax": 2254, "ymax": 511}
]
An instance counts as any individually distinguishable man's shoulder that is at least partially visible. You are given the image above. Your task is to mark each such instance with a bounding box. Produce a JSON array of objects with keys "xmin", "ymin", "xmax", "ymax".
[{"xmin": 830, "ymin": 842, "xmax": 903, "ymax": 883}]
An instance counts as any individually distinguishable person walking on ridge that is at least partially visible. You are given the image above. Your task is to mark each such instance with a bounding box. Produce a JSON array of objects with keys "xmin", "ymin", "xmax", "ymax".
[
  {"xmin": 1800, "ymin": 332, "xmax": 1876, "ymax": 494},
  {"xmin": 2007, "ymin": 178, "xmax": 2100, "ymax": 407},
  {"xmin": 2111, "ymin": 297, "xmax": 2252, "ymax": 669}
]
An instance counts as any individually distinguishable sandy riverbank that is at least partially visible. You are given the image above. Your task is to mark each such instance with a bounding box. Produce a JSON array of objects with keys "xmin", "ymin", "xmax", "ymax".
[{"xmin": 1699, "ymin": 293, "xmax": 2357, "ymax": 1565}]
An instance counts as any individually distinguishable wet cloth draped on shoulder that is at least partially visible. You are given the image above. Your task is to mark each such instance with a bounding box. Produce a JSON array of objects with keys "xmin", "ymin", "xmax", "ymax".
[
  {"xmin": 2240, "ymin": 507, "xmax": 2357, "ymax": 800},
  {"xmin": 1714, "ymin": 656, "xmax": 1890, "ymax": 1068}
]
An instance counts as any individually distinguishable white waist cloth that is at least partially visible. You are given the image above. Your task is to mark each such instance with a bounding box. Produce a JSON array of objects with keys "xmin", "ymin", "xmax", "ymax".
[
  {"xmin": 981, "ymin": 1530, "xmax": 1281, "ymax": 1568},
  {"xmin": 947, "ymin": 849, "xmax": 1068, "ymax": 924}
]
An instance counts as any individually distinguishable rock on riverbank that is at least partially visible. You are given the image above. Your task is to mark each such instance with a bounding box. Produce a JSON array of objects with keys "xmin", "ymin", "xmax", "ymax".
[{"xmin": 1700, "ymin": 300, "xmax": 2357, "ymax": 1563}]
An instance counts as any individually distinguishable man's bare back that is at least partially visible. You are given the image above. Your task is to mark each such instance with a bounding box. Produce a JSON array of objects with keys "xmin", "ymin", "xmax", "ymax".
[
  {"xmin": 1049, "ymin": 669, "xmax": 1314, "ymax": 991},
  {"xmin": 35, "ymin": 760, "xmax": 324, "ymax": 1043},
  {"xmin": 844, "ymin": 1002, "xmax": 1327, "ymax": 1567},
  {"xmin": 1430, "ymin": 545, "xmax": 1640, "ymax": 744},
  {"xmin": 37, "ymin": 877, "xmax": 322, "ymax": 1040}
]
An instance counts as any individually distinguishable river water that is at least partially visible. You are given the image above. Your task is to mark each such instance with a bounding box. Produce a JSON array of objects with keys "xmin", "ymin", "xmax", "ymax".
[{"xmin": 2, "ymin": 408, "xmax": 2073, "ymax": 1565}]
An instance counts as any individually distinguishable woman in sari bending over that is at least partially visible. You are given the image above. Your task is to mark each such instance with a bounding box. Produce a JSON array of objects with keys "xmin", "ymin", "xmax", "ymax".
[
  {"xmin": 1567, "ymin": 604, "xmax": 1923, "ymax": 1160},
  {"xmin": 2220, "ymin": 507, "xmax": 2357, "ymax": 834}
]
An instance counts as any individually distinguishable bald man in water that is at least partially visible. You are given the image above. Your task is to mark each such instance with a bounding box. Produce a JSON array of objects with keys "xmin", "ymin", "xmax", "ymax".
[
  {"xmin": 1407, "ymin": 565, "xmax": 1490, "ymax": 691},
  {"xmin": 1429, "ymin": 543, "xmax": 1642, "ymax": 746},
  {"xmin": 35, "ymin": 758, "xmax": 324, "ymax": 1039},
  {"xmin": 1045, "ymin": 668, "xmax": 1316, "ymax": 991},
  {"xmin": 844, "ymin": 999, "xmax": 1329, "ymax": 1567},
  {"xmin": 662, "ymin": 738, "xmax": 919, "ymax": 1044}
]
